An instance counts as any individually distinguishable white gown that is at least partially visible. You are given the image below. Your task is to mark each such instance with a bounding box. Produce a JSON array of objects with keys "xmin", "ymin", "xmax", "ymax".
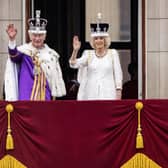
[{"xmin": 70, "ymin": 49, "xmax": 123, "ymax": 100}]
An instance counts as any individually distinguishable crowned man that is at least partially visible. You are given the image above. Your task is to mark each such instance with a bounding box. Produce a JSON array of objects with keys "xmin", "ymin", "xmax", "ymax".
[{"xmin": 5, "ymin": 10, "xmax": 66, "ymax": 100}]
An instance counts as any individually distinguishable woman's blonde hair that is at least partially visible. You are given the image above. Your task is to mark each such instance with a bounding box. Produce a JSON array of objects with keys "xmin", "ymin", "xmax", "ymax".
[{"xmin": 89, "ymin": 36, "xmax": 111, "ymax": 49}]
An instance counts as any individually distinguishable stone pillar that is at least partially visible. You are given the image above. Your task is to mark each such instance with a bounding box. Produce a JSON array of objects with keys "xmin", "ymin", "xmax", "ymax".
[
  {"xmin": 0, "ymin": 0, "xmax": 24, "ymax": 99},
  {"xmin": 146, "ymin": 0, "xmax": 168, "ymax": 98}
]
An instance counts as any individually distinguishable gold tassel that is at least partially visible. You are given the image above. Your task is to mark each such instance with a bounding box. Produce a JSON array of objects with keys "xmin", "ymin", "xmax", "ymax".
[
  {"xmin": 5, "ymin": 104, "xmax": 14, "ymax": 150},
  {"xmin": 136, "ymin": 132, "xmax": 144, "ymax": 149},
  {"xmin": 135, "ymin": 102, "xmax": 144, "ymax": 149},
  {"xmin": 6, "ymin": 131, "xmax": 14, "ymax": 150}
]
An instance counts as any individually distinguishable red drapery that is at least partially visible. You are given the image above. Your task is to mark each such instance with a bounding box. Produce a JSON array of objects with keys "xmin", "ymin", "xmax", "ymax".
[{"xmin": 0, "ymin": 100, "xmax": 168, "ymax": 168}]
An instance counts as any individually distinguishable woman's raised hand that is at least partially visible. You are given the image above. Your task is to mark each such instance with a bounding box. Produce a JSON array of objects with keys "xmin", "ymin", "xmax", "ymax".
[
  {"xmin": 6, "ymin": 24, "xmax": 17, "ymax": 41},
  {"xmin": 73, "ymin": 35, "xmax": 81, "ymax": 51}
]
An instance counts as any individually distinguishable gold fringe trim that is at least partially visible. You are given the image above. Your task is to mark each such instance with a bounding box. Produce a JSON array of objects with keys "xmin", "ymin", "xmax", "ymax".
[
  {"xmin": 135, "ymin": 102, "xmax": 144, "ymax": 149},
  {"xmin": 30, "ymin": 75, "xmax": 38, "ymax": 100},
  {"xmin": 5, "ymin": 104, "xmax": 14, "ymax": 150},
  {"xmin": 30, "ymin": 62, "xmax": 46, "ymax": 100},
  {"xmin": 30, "ymin": 51, "xmax": 46, "ymax": 100},
  {"xmin": 121, "ymin": 153, "xmax": 161, "ymax": 168},
  {"xmin": 0, "ymin": 155, "xmax": 27, "ymax": 168}
]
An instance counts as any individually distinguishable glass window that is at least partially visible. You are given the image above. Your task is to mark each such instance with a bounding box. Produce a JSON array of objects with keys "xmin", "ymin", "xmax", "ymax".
[{"xmin": 118, "ymin": 50, "xmax": 131, "ymax": 83}]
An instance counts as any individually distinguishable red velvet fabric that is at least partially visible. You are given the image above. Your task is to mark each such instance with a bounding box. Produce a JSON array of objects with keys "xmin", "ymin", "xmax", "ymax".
[{"xmin": 0, "ymin": 100, "xmax": 168, "ymax": 168}]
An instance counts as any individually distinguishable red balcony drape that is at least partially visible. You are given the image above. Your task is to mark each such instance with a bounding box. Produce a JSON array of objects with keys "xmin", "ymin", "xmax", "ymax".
[{"xmin": 0, "ymin": 100, "xmax": 168, "ymax": 168}]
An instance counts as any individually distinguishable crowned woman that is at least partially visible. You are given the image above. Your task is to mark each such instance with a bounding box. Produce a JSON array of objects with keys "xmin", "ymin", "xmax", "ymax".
[{"xmin": 69, "ymin": 13, "xmax": 123, "ymax": 100}]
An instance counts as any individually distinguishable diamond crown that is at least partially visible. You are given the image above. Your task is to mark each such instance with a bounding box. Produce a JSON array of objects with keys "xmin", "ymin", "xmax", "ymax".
[{"xmin": 28, "ymin": 10, "xmax": 47, "ymax": 33}]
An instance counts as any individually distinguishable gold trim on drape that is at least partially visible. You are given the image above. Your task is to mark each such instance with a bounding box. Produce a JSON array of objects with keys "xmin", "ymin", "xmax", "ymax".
[
  {"xmin": 121, "ymin": 153, "xmax": 161, "ymax": 168},
  {"xmin": 0, "ymin": 155, "xmax": 27, "ymax": 168}
]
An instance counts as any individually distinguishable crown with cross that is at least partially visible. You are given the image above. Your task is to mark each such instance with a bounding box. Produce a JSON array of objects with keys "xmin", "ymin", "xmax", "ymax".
[
  {"xmin": 28, "ymin": 10, "xmax": 47, "ymax": 34},
  {"xmin": 90, "ymin": 13, "xmax": 109, "ymax": 37}
]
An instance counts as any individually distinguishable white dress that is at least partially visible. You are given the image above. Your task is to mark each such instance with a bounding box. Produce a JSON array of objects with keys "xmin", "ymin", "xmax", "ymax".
[{"xmin": 70, "ymin": 49, "xmax": 123, "ymax": 100}]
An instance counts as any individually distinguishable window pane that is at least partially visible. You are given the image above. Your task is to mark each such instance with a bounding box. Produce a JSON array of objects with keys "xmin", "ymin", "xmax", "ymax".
[
  {"xmin": 118, "ymin": 50, "xmax": 131, "ymax": 83},
  {"xmin": 86, "ymin": 0, "xmax": 131, "ymax": 42}
]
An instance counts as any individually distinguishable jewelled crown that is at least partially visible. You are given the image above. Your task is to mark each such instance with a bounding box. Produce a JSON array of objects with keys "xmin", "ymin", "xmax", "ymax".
[
  {"xmin": 28, "ymin": 10, "xmax": 47, "ymax": 34},
  {"xmin": 90, "ymin": 13, "xmax": 109, "ymax": 37}
]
